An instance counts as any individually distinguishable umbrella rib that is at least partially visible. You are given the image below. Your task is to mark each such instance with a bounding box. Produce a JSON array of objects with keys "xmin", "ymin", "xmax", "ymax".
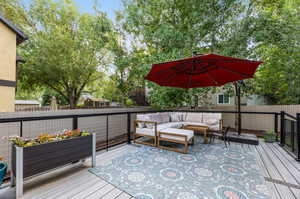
[
  {"xmin": 206, "ymin": 72, "xmax": 219, "ymax": 86},
  {"xmin": 216, "ymin": 65, "xmax": 252, "ymax": 78}
]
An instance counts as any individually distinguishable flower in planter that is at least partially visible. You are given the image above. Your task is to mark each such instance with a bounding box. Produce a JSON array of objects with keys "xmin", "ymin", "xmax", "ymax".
[
  {"xmin": 37, "ymin": 134, "xmax": 53, "ymax": 144},
  {"xmin": 81, "ymin": 132, "xmax": 90, "ymax": 136},
  {"xmin": 3, "ymin": 136, "xmax": 27, "ymax": 147},
  {"xmin": 3, "ymin": 130, "xmax": 91, "ymax": 147}
]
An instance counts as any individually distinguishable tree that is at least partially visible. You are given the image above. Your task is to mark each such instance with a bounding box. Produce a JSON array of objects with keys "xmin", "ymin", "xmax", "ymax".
[
  {"xmin": 6, "ymin": 0, "xmax": 114, "ymax": 108},
  {"xmin": 110, "ymin": 26, "xmax": 149, "ymax": 105},
  {"xmin": 41, "ymin": 88, "xmax": 69, "ymax": 106},
  {"xmin": 0, "ymin": 0, "xmax": 33, "ymax": 28},
  {"xmin": 120, "ymin": 0, "xmax": 259, "ymax": 108},
  {"xmin": 252, "ymin": 0, "xmax": 300, "ymax": 104}
]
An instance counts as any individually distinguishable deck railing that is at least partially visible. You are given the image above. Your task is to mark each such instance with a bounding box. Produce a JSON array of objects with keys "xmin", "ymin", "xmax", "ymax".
[
  {"xmin": 1, "ymin": 107, "xmax": 299, "ymax": 184},
  {"xmin": 279, "ymin": 111, "xmax": 300, "ymax": 161},
  {"xmin": 0, "ymin": 109, "xmax": 279, "ymax": 152}
]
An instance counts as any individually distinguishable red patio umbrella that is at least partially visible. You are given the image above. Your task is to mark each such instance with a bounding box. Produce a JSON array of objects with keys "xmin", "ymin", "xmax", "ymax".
[
  {"xmin": 145, "ymin": 54, "xmax": 262, "ymax": 88},
  {"xmin": 145, "ymin": 53, "xmax": 263, "ymax": 134}
]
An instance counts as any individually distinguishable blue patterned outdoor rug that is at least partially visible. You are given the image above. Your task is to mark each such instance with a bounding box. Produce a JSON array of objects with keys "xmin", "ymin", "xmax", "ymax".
[{"xmin": 89, "ymin": 137, "xmax": 270, "ymax": 199}]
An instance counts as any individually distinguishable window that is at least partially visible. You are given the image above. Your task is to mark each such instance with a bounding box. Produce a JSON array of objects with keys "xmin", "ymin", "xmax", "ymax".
[{"xmin": 218, "ymin": 94, "xmax": 230, "ymax": 104}]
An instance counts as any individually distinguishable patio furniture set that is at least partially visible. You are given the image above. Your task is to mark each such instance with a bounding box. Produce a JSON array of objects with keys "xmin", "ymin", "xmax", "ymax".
[{"xmin": 134, "ymin": 112, "xmax": 229, "ymax": 153}]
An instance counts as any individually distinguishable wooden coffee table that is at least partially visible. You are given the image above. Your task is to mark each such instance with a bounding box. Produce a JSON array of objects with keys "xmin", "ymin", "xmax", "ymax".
[{"xmin": 183, "ymin": 125, "xmax": 210, "ymax": 144}]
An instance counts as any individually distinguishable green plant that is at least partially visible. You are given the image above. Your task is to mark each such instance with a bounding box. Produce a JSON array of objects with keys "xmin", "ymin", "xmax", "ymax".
[
  {"xmin": 3, "ymin": 129, "xmax": 91, "ymax": 147},
  {"xmin": 264, "ymin": 130, "xmax": 276, "ymax": 143}
]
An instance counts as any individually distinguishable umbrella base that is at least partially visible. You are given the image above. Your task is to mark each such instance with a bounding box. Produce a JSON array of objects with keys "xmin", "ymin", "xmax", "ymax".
[{"xmin": 226, "ymin": 131, "xmax": 259, "ymax": 145}]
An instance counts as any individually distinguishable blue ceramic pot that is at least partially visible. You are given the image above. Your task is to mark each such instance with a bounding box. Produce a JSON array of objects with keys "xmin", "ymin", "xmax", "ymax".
[{"xmin": 0, "ymin": 162, "xmax": 7, "ymax": 185}]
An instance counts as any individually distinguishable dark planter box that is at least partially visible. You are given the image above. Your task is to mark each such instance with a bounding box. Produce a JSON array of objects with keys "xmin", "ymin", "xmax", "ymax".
[{"xmin": 11, "ymin": 134, "xmax": 96, "ymax": 198}]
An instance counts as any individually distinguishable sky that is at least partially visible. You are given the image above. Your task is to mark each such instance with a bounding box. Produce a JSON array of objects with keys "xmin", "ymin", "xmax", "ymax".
[
  {"xmin": 74, "ymin": 0, "xmax": 123, "ymax": 20},
  {"xmin": 22, "ymin": 0, "xmax": 123, "ymax": 21}
]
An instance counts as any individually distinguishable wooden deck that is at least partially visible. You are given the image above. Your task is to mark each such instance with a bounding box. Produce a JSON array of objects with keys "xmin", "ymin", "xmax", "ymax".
[
  {"xmin": 0, "ymin": 144, "xmax": 137, "ymax": 199},
  {"xmin": 0, "ymin": 140, "xmax": 300, "ymax": 199},
  {"xmin": 254, "ymin": 140, "xmax": 300, "ymax": 199}
]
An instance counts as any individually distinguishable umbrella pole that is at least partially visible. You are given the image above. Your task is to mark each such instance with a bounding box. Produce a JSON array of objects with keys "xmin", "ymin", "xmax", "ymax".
[
  {"xmin": 234, "ymin": 82, "xmax": 242, "ymax": 135},
  {"xmin": 187, "ymin": 88, "xmax": 192, "ymax": 109}
]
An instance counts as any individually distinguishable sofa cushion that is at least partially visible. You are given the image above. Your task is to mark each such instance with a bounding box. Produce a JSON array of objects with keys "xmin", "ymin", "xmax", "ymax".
[
  {"xmin": 157, "ymin": 122, "xmax": 183, "ymax": 131},
  {"xmin": 136, "ymin": 114, "xmax": 148, "ymax": 128},
  {"xmin": 135, "ymin": 128, "xmax": 155, "ymax": 136},
  {"xmin": 142, "ymin": 114, "xmax": 160, "ymax": 128},
  {"xmin": 170, "ymin": 112, "xmax": 187, "ymax": 122},
  {"xmin": 205, "ymin": 119, "xmax": 219, "ymax": 125},
  {"xmin": 185, "ymin": 113, "xmax": 203, "ymax": 123},
  {"xmin": 158, "ymin": 112, "xmax": 170, "ymax": 123},
  {"xmin": 202, "ymin": 113, "xmax": 221, "ymax": 128},
  {"xmin": 202, "ymin": 113, "xmax": 221, "ymax": 123},
  {"xmin": 209, "ymin": 124, "xmax": 220, "ymax": 131},
  {"xmin": 159, "ymin": 128, "xmax": 194, "ymax": 142},
  {"xmin": 182, "ymin": 122, "xmax": 208, "ymax": 127}
]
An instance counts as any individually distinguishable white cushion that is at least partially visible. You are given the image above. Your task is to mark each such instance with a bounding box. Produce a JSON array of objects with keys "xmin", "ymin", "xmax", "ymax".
[
  {"xmin": 158, "ymin": 112, "xmax": 170, "ymax": 123},
  {"xmin": 143, "ymin": 114, "xmax": 160, "ymax": 128},
  {"xmin": 185, "ymin": 113, "xmax": 203, "ymax": 123},
  {"xmin": 209, "ymin": 124, "xmax": 220, "ymax": 131},
  {"xmin": 157, "ymin": 122, "xmax": 184, "ymax": 131},
  {"xmin": 136, "ymin": 114, "xmax": 147, "ymax": 120},
  {"xmin": 136, "ymin": 114, "xmax": 148, "ymax": 128},
  {"xmin": 202, "ymin": 113, "xmax": 221, "ymax": 129},
  {"xmin": 182, "ymin": 122, "xmax": 208, "ymax": 127},
  {"xmin": 159, "ymin": 128, "xmax": 194, "ymax": 142},
  {"xmin": 170, "ymin": 112, "xmax": 181, "ymax": 122},
  {"xmin": 136, "ymin": 128, "xmax": 155, "ymax": 136},
  {"xmin": 202, "ymin": 113, "xmax": 221, "ymax": 123},
  {"xmin": 170, "ymin": 112, "xmax": 187, "ymax": 122}
]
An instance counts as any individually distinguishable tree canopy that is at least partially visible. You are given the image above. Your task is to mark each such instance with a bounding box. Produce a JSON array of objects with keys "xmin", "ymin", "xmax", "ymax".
[{"xmin": 1, "ymin": 0, "xmax": 299, "ymax": 108}]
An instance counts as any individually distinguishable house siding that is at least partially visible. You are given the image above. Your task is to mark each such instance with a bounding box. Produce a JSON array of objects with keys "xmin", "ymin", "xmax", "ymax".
[{"xmin": 0, "ymin": 21, "xmax": 17, "ymax": 112}]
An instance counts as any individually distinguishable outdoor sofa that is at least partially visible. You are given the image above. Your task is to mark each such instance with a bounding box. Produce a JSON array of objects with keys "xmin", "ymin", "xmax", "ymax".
[{"xmin": 134, "ymin": 112, "xmax": 222, "ymax": 153}]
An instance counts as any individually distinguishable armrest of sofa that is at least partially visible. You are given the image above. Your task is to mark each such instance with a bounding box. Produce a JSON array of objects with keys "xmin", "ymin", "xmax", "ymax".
[
  {"xmin": 134, "ymin": 120, "xmax": 158, "ymax": 136},
  {"xmin": 135, "ymin": 120, "xmax": 157, "ymax": 124}
]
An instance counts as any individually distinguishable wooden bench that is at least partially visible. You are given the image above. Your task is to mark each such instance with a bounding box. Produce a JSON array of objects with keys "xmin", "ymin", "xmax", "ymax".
[{"xmin": 158, "ymin": 128, "xmax": 194, "ymax": 154}]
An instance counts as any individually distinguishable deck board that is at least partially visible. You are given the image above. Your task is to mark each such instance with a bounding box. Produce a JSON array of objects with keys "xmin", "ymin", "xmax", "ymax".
[
  {"xmin": 254, "ymin": 144, "xmax": 282, "ymax": 199},
  {"xmin": 271, "ymin": 143, "xmax": 300, "ymax": 172},
  {"xmin": 85, "ymin": 184, "xmax": 115, "ymax": 199},
  {"xmin": 265, "ymin": 143, "xmax": 300, "ymax": 185},
  {"xmin": 260, "ymin": 142, "xmax": 298, "ymax": 185},
  {"xmin": 116, "ymin": 192, "xmax": 133, "ymax": 199},
  {"xmin": 255, "ymin": 140, "xmax": 300, "ymax": 199},
  {"xmin": 0, "ymin": 140, "xmax": 299, "ymax": 199}
]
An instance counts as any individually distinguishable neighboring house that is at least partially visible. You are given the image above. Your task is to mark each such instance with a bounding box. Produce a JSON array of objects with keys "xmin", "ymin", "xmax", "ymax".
[
  {"xmin": 210, "ymin": 92, "xmax": 268, "ymax": 106},
  {"xmin": 15, "ymin": 100, "xmax": 41, "ymax": 110},
  {"xmin": 0, "ymin": 16, "xmax": 28, "ymax": 112},
  {"xmin": 84, "ymin": 98, "xmax": 110, "ymax": 108}
]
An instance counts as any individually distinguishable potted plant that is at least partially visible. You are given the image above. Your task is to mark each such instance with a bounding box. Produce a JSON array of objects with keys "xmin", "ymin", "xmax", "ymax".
[
  {"xmin": 4, "ymin": 129, "xmax": 96, "ymax": 198},
  {"xmin": 264, "ymin": 130, "xmax": 276, "ymax": 143},
  {"xmin": 0, "ymin": 156, "xmax": 7, "ymax": 186}
]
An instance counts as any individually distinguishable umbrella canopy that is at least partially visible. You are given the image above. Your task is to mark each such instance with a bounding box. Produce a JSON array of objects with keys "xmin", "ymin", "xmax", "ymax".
[
  {"xmin": 145, "ymin": 53, "xmax": 263, "ymax": 88},
  {"xmin": 145, "ymin": 53, "xmax": 263, "ymax": 135}
]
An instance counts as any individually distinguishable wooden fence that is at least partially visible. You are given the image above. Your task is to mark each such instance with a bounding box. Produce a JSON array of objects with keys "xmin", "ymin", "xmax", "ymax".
[{"xmin": 201, "ymin": 105, "xmax": 300, "ymax": 131}]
